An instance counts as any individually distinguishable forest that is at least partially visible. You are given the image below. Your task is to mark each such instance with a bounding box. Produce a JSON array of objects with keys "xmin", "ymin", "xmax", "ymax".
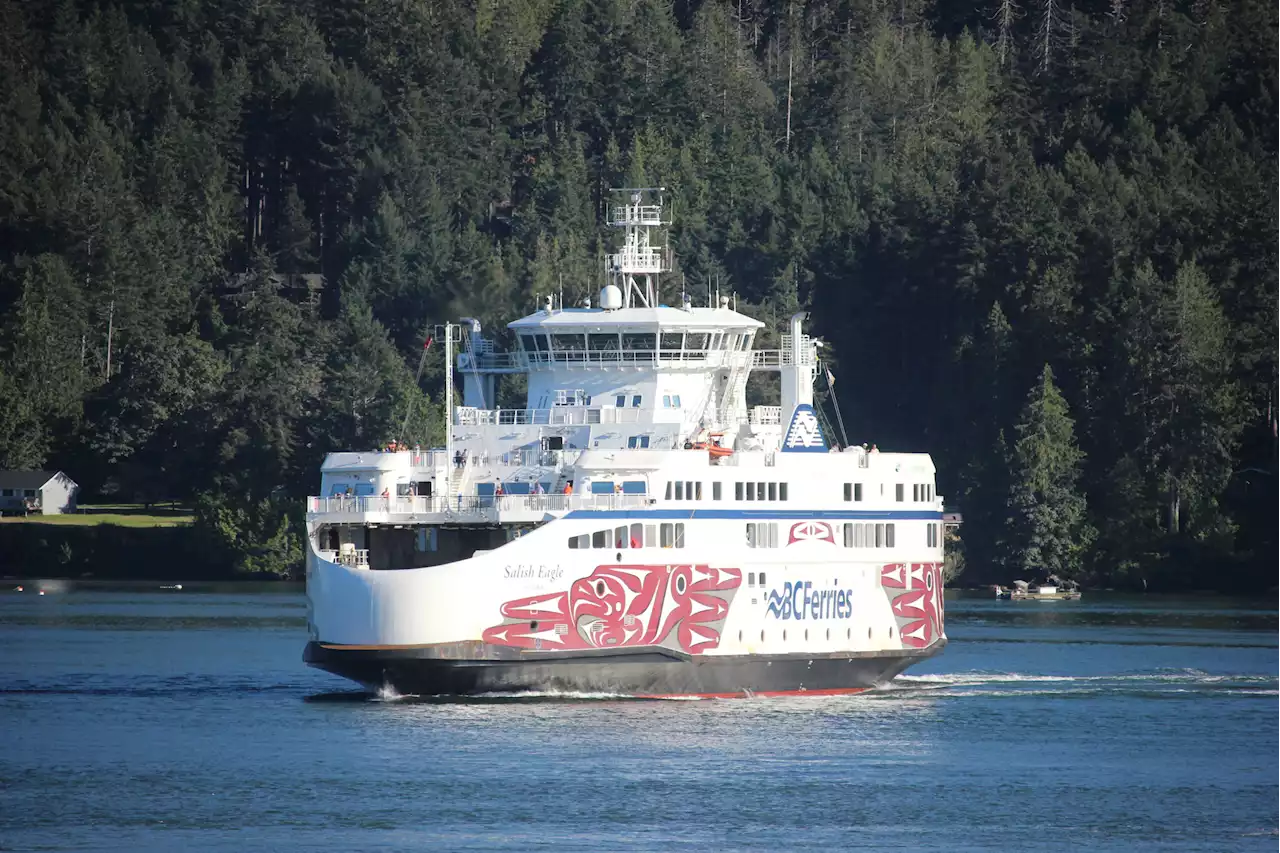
[{"xmin": 0, "ymin": 0, "xmax": 1274, "ymax": 587}]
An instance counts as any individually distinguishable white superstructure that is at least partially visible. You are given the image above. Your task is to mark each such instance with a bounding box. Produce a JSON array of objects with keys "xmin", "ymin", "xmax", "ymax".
[{"xmin": 304, "ymin": 189, "xmax": 947, "ymax": 697}]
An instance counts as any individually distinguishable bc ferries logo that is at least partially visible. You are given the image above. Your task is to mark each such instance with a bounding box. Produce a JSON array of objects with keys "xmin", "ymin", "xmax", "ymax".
[
  {"xmin": 787, "ymin": 520, "xmax": 834, "ymax": 545},
  {"xmin": 765, "ymin": 581, "xmax": 854, "ymax": 621},
  {"xmin": 781, "ymin": 404, "xmax": 827, "ymax": 453}
]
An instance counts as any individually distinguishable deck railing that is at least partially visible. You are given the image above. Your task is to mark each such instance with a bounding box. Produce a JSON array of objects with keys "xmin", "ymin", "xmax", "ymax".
[{"xmin": 307, "ymin": 493, "xmax": 649, "ymax": 517}]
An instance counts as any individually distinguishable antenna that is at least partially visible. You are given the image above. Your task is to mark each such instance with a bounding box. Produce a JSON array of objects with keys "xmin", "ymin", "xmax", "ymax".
[{"xmin": 605, "ymin": 187, "xmax": 668, "ymax": 308}]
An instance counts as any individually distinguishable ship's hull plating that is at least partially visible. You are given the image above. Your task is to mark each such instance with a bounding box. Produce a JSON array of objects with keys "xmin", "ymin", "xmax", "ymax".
[{"xmin": 304, "ymin": 641, "xmax": 945, "ymax": 698}]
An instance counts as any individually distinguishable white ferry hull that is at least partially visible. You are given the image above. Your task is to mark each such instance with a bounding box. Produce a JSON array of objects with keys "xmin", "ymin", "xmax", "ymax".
[{"xmin": 303, "ymin": 521, "xmax": 947, "ymax": 698}]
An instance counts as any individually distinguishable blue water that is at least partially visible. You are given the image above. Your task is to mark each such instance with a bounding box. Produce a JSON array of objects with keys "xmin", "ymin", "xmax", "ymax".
[{"xmin": 0, "ymin": 585, "xmax": 1275, "ymax": 851}]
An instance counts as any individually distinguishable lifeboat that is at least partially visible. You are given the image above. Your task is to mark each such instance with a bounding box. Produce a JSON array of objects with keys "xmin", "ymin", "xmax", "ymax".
[{"xmin": 686, "ymin": 441, "xmax": 733, "ymax": 458}]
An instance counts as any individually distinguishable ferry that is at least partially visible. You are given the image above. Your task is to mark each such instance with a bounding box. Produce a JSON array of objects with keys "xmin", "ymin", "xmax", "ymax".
[{"xmin": 303, "ymin": 188, "xmax": 949, "ymax": 698}]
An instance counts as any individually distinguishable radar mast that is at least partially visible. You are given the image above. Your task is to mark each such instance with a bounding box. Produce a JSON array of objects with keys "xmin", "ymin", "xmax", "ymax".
[{"xmin": 606, "ymin": 187, "xmax": 668, "ymax": 308}]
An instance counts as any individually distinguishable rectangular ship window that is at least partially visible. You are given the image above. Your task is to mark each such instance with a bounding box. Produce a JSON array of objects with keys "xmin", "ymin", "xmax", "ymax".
[
  {"xmin": 660, "ymin": 523, "xmax": 674, "ymax": 548},
  {"xmin": 695, "ymin": 482, "xmax": 703, "ymax": 500},
  {"xmin": 886, "ymin": 524, "xmax": 895, "ymax": 547},
  {"xmin": 843, "ymin": 483, "xmax": 852, "ymax": 501},
  {"xmin": 735, "ymin": 482, "xmax": 744, "ymax": 501},
  {"xmin": 674, "ymin": 481, "xmax": 684, "ymax": 500},
  {"xmin": 645, "ymin": 524, "xmax": 657, "ymax": 547},
  {"xmin": 745, "ymin": 483, "xmax": 755, "ymax": 502},
  {"xmin": 665, "ymin": 481, "xmax": 673, "ymax": 500},
  {"xmin": 756, "ymin": 482, "xmax": 766, "ymax": 501},
  {"xmin": 674, "ymin": 523, "xmax": 685, "ymax": 548},
  {"xmin": 630, "ymin": 523, "xmax": 643, "ymax": 547},
  {"xmin": 592, "ymin": 530, "xmax": 608, "ymax": 548},
  {"xmin": 844, "ymin": 523, "xmax": 854, "ymax": 548},
  {"xmin": 713, "ymin": 482, "xmax": 722, "ymax": 501},
  {"xmin": 854, "ymin": 483, "xmax": 863, "ymax": 501},
  {"xmin": 767, "ymin": 482, "xmax": 777, "ymax": 501},
  {"xmin": 779, "ymin": 483, "xmax": 788, "ymax": 501},
  {"xmin": 615, "ymin": 526, "xmax": 628, "ymax": 548},
  {"xmin": 896, "ymin": 484, "xmax": 904, "ymax": 502}
]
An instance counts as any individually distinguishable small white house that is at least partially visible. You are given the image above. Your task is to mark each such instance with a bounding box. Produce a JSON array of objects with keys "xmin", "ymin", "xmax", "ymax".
[{"xmin": 0, "ymin": 470, "xmax": 79, "ymax": 515}]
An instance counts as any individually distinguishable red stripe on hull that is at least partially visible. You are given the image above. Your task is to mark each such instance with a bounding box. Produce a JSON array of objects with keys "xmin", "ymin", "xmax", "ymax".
[{"xmin": 637, "ymin": 686, "xmax": 871, "ymax": 700}]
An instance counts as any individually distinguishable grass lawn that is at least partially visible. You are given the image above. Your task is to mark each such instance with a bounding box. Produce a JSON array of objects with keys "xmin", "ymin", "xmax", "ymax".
[{"xmin": 0, "ymin": 503, "xmax": 193, "ymax": 528}]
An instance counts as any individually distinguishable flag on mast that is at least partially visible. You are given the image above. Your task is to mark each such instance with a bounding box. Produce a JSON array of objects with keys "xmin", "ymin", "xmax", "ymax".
[
  {"xmin": 424, "ymin": 335, "xmax": 434, "ymax": 350},
  {"xmin": 825, "ymin": 367, "xmax": 836, "ymax": 387}
]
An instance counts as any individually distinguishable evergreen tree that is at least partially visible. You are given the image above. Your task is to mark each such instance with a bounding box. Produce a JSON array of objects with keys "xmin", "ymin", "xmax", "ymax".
[{"xmin": 1005, "ymin": 365, "xmax": 1094, "ymax": 579}]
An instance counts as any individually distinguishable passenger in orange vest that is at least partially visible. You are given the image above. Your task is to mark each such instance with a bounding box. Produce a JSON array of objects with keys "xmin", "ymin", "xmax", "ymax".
[{"xmin": 563, "ymin": 480, "xmax": 573, "ymax": 495}]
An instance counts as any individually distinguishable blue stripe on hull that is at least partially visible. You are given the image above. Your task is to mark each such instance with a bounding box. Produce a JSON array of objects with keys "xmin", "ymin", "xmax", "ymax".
[{"xmin": 563, "ymin": 509, "xmax": 944, "ymax": 520}]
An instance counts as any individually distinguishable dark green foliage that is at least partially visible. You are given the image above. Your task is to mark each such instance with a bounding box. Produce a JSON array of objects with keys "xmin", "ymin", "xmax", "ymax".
[
  {"xmin": 0, "ymin": 0, "xmax": 1272, "ymax": 586},
  {"xmin": 1005, "ymin": 366, "xmax": 1094, "ymax": 580}
]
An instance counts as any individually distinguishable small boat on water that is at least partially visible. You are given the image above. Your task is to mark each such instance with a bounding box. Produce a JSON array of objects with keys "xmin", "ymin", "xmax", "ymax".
[{"xmin": 999, "ymin": 578, "xmax": 1081, "ymax": 601}]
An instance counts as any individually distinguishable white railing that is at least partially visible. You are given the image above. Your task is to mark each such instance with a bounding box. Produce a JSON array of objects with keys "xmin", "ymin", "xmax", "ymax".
[
  {"xmin": 308, "ymin": 493, "xmax": 650, "ymax": 517},
  {"xmin": 608, "ymin": 204, "xmax": 663, "ymax": 225},
  {"xmin": 751, "ymin": 348, "xmax": 816, "ymax": 368},
  {"xmin": 750, "ymin": 406, "xmax": 782, "ymax": 426},
  {"xmin": 335, "ymin": 548, "xmax": 369, "ymax": 567},
  {"xmin": 521, "ymin": 349, "xmax": 732, "ymax": 368},
  {"xmin": 455, "ymin": 406, "xmax": 644, "ymax": 427},
  {"xmin": 606, "ymin": 249, "xmax": 665, "ymax": 274}
]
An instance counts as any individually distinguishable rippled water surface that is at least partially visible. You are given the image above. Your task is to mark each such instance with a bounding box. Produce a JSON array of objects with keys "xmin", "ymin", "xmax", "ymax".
[{"xmin": 1, "ymin": 584, "xmax": 1275, "ymax": 852}]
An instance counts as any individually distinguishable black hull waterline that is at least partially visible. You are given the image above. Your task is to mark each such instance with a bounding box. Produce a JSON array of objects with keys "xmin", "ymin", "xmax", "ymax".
[{"xmin": 303, "ymin": 641, "xmax": 946, "ymax": 698}]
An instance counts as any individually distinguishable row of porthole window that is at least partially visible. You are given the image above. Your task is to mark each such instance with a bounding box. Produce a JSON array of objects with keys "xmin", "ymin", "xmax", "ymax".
[
  {"xmin": 737, "ymin": 626, "xmax": 895, "ymax": 642},
  {"xmin": 566, "ymin": 522, "xmax": 685, "ymax": 549},
  {"xmin": 843, "ymin": 483, "xmax": 937, "ymax": 503},
  {"xmin": 841, "ymin": 522, "xmax": 896, "ymax": 548}
]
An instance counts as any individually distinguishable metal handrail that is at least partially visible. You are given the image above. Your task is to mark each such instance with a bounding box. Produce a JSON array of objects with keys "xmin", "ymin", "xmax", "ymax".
[{"xmin": 308, "ymin": 493, "xmax": 650, "ymax": 517}]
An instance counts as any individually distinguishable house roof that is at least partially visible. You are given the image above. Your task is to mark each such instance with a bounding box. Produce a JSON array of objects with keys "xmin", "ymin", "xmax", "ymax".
[{"xmin": 0, "ymin": 470, "xmax": 70, "ymax": 490}]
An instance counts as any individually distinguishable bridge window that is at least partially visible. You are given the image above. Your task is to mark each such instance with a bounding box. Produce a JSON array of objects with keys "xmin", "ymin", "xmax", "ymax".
[
  {"xmin": 913, "ymin": 484, "xmax": 919, "ymax": 501},
  {"xmin": 627, "ymin": 435, "xmax": 650, "ymax": 449},
  {"xmin": 659, "ymin": 332, "xmax": 683, "ymax": 359},
  {"xmin": 551, "ymin": 334, "xmax": 585, "ymax": 354},
  {"xmin": 759, "ymin": 571, "xmax": 766, "ymax": 586},
  {"xmin": 621, "ymin": 480, "xmax": 646, "ymax": 494},
  {"xmin": 590, "ymin": 481, "xmax": 616, "ymax": 495},
  {"xmin": 589, "ymin": 333, "xmax": 620, "ymax": 352},
  {"xmin": 713, "ymin": 482, "xmax": 722, "ymax": 501},
  {"xmin": 632, "ymin": 395, "xmax": 642, "ymax": 407},
  {"xmin": 616, "ymin": 394, "xmax": 626, "ymax": 407},
  {"xmin": 748, "ymin": 572, "xmax": 755, "ymax": 586},
  {"xmin": 623, "ymin": 332, "xmax": 656, "ymax": 352}
]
